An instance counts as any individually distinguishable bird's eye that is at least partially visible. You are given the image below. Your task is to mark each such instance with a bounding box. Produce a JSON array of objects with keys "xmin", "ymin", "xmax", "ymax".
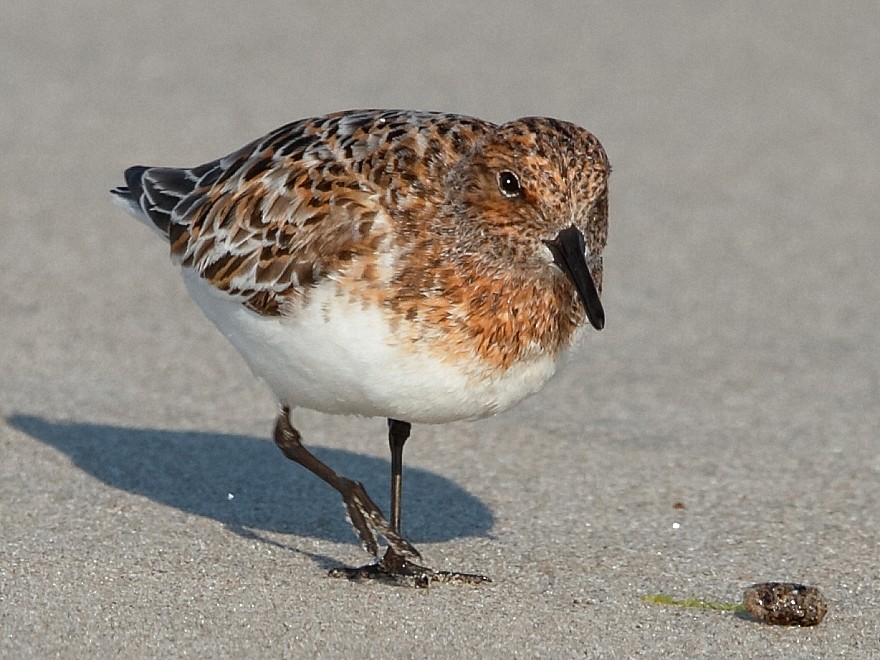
[{"xmin": 497, "ymin": 170, "xmax": 522, "ymax": 198}]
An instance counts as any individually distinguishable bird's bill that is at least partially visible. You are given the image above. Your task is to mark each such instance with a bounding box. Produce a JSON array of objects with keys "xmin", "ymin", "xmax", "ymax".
[{"xmin": 545, "ymin": 225, "xmax": 605, "ymax": 330}]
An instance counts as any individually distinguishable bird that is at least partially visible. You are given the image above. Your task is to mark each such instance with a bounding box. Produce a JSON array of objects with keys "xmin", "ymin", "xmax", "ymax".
[{"xmin": 112, "ymin": 109, "xmax": 610, "ymax": 587}]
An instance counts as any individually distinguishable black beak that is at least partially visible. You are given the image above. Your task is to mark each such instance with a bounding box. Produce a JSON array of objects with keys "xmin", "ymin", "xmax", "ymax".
[{"xmin": 545, "ymin": 225, "xmax": 605, "ymax": 330}]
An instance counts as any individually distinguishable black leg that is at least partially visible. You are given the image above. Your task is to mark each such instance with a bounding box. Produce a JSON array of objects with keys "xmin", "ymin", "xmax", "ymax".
[
  {"xmin": 387, "ymin": 418, "xmax": 411, "ymax": 534},
  {"xmin": 373, "ymin": 418, "xmax": 492, "ymax": 586}
]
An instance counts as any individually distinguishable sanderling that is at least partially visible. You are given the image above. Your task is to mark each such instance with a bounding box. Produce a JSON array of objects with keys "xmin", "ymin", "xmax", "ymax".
[{"xmin": 112, "ymin": 109, "xmax": 610, "ymax": 586}]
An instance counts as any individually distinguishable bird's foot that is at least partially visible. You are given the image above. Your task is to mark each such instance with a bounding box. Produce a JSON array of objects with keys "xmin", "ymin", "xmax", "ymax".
[
  {"xmin": 339, "ymin": 479, "xmax": 421, "ymax": 561},
  {"xmin": 329, "ymin": 547, "xmax": 491, "ymax": 588}
]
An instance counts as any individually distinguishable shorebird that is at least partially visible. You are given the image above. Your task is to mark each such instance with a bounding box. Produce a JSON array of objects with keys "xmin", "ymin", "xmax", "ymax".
[{"xmin": 113, "ymin": 109, "xmax": 609, "ymax": 586}]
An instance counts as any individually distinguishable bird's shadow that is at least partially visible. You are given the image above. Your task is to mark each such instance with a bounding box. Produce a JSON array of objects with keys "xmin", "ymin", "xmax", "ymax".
[{"xmin": 8, "ymin": 415, "xmax": 494, "ymax": 549}]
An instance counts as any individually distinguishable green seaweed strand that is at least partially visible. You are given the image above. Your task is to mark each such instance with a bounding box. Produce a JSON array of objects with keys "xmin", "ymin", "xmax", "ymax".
[{"xmin": 642, "ymin": 594, "xmax": 746, "ymax": 612}]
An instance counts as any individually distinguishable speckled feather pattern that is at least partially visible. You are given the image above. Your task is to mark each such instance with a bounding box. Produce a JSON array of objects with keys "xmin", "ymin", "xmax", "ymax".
[{"xmin": 113, "ymin": 109, "xmax": 609, "ymax": 422}]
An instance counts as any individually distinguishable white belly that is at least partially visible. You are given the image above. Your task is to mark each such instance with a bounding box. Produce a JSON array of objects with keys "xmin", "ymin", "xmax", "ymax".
[{"xmin": 182, "ymin": 273, "xmax": 560, "ymax": 424}]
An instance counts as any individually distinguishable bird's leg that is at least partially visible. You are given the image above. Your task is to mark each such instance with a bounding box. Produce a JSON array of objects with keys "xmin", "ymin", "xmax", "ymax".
[
  {"xmin": 272, "ymin": 407, "xmax": 419, "ymax": 561},
  {"xmin": 387, "ymin": 417, "xmax": 410, "ymax": 533},
  {"xmin": 330, "ymin": 418, "xmax": 491, "ymax": 587}
]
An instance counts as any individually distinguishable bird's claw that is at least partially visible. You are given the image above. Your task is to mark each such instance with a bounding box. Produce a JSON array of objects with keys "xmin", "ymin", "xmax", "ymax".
[{"xmin": 329, "ymin": 547, "xmax": 491, "ymax": 588}]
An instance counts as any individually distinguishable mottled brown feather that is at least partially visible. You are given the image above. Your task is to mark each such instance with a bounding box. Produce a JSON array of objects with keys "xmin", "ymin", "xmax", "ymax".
[{"xmin": 118, "ymin": 110, "xmax": 610, "ymax": 371}]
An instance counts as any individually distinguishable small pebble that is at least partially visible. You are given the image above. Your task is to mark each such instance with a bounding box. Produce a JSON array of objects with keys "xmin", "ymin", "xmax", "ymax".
[{"xmin": 742, "ymin": 582, "xmax": 828, "ymax": 626}]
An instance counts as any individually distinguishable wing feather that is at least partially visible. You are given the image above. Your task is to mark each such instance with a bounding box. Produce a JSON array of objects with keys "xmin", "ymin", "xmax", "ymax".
[{"xmin": 112, "ymin": 110, "xmax": 493, "ymax": 315}]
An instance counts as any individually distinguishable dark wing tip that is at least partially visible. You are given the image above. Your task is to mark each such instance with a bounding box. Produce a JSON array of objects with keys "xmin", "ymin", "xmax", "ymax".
[
  {"xmin": 124, "ymin": 165, "xmax": 150, "ymax": 196},
  {"xmin": 112, "ymin": 165, "xmax": 177, "ymax": 236},
  {"xmin": 110, "ymin": 165, "xmax": 151, "ymax": 200}
]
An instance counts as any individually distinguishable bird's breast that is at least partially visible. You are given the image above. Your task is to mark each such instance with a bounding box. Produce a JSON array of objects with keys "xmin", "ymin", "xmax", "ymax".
[{"xmin": 182, "ymin": 270, "xmax": 569, "ymax": 423}]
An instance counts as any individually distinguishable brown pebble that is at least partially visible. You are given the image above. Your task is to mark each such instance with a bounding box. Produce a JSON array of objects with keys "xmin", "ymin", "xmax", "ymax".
[
  {"xmin": 672, "ymin": 501, "xmax": 686, "ymax": 510},
  {"xmin": 742, "ymin": 582, "xmax": 828, "ymax": 626}
]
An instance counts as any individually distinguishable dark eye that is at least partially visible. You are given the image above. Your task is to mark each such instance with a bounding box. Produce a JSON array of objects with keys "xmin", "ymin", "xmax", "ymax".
[{"xmin": 497, "ymin": 170, "xmax": 521, "ymax": 198}]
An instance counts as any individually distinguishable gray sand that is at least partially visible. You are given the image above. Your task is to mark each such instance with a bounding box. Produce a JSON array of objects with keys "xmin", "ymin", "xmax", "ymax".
[{"xmin": 2, "ymin": 2, "xmax": 878, "ymax": 656}]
